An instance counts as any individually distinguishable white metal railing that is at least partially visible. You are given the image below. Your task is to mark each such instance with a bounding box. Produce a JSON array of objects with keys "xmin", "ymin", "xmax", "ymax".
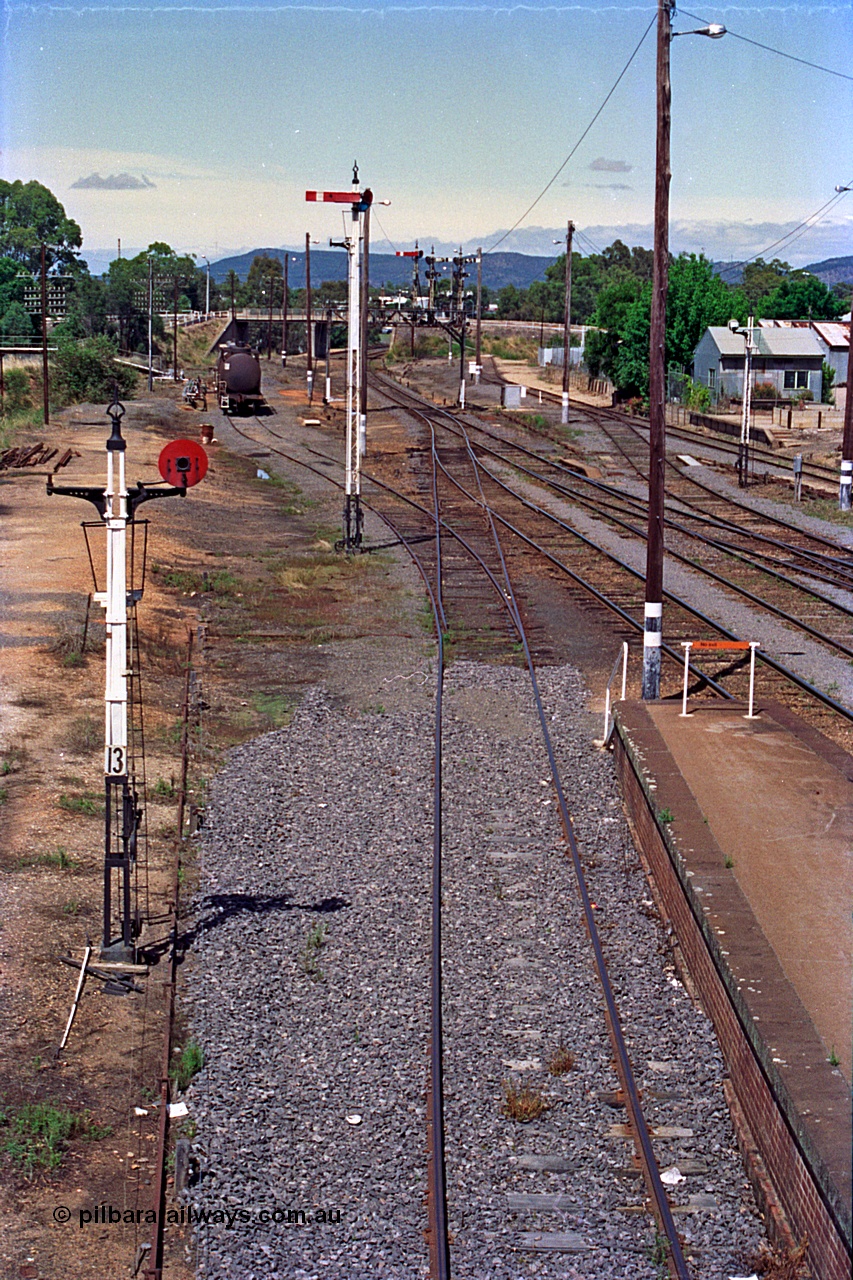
[
  {"xmin": 680, "ymin": 640, "xmax": 759, "ymax": 719},
  {"xmin": 601, "ymin": 641, "xmax": 629, "ymax": 746}
]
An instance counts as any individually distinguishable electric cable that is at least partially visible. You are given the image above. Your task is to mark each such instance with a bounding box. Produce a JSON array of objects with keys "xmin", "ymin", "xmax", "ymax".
[
  {"xmin": 484, "ymin": 12, "xmax": 656, "ymax": 254},
  {"xmin": 678, "ymin": 7, "xmax": 853, "ymax": 81},
  {"xmin": 715, "ymin": 181, "xmax": 852, "ymax": 278}
]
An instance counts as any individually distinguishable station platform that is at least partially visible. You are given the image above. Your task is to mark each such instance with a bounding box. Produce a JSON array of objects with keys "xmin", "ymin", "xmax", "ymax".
[{"xmin": 612, "ymin": 698, "xmax": 852, "ymax": 1280}]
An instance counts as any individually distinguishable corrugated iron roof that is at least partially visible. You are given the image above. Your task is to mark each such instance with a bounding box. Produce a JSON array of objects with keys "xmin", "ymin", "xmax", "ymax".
[
  {"xmin": 810, "ymin": 322, "xmax": 849, "ymax": 348},
  {"xmin": 704, "ymin": 326, "xmax": 824, "ymax": 358}
]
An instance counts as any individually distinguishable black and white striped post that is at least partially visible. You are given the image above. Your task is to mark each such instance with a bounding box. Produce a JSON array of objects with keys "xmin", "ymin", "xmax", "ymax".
[{"xmin": 645, "ymin": 3, "xmax": 726, "ymax": 701}]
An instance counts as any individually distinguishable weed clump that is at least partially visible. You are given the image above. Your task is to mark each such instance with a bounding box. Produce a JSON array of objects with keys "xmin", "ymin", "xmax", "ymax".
[
  {"xmin": 546, "ymin": 1045, "xmax": 576, "ymax": 1076},
  {"xmin": 501, "ymin": 1080, "xmax": 548, "ymax": 1122},
  {"xmin": 170, "ymin": 1041, "xmax": 204, "ymax": 1093},
  {"xmin": 0, "ymin": 1103, "xmax": 110, "ymax": 1177}
]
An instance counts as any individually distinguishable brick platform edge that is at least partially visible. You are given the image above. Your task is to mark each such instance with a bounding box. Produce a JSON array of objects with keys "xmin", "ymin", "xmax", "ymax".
[{"xmin": 612, "ymin": 704, "xmax": 852, "ymax": 1280}]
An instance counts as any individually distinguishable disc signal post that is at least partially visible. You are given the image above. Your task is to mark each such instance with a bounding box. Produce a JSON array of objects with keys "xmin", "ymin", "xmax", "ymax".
[
  {"xmin": 307, "ymin": 166, "xmax": 375, "ymax": 551},
  {"xmin": 47, "ymin": 397, "xmax": 207, "ymax": 960}
]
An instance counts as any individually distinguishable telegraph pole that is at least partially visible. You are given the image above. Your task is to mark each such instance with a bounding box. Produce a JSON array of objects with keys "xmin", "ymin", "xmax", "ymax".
[
  {"xmin": 643, "ymin": 0, "xmax": 673, "ymax": 701},
  {"xmin": 282, "ymin": 255, "xmax": 289, "ymax": 368},
  {"xmin": 840, "ymin": 325, "xmax": 853, "ymax": 509},
  {"xmin": 562, "ymin": 221, "xmax": 575, "ymax": 423},
  {"xmin": 147, "ymin": 258, "xmax": 154, "ymax": 393},
  {"xmin": 475, "ymin": 248, "xmax": 482, "ymax": 384},
  {"xmin": 172, "ymin": 279, "xmax": 179, "ymax": 382},
  {"xmin": 40, "ymin": 243, "xmax": 49, "ymax": 426},
  {"xmin": 738, "ymin": 316, "xmax": 755, "ymax": 487},
  {"xmin": 267, "ymin": 272, "xmax": 275, "ymax": 359}
]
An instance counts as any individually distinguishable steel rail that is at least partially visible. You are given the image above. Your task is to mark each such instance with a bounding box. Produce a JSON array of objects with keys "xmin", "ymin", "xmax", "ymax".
[
  {"xmin": 435, "ymin": 404, "xmax": 853, "ymax": 593},
  {"xmin": 385, "ymin": 395, "xmax": 853, "ymax": 650},
  {"xmin": 473, "ymin": 452, "xmax": 853, "ymax": 658},
  {"xmin": 486, "ymin": 367, "xmax": 842, "ymax": 487},
  {"xmin": 372, "ymin": 382, "xmax": 853, "ymax": 721},
  {"xmin": 372, "ymin": 371, "xmax": 852, "ymax": 582},
  {"xmin": 453, "ymin": 419, "xmax": 692, "ymax": 1279},
  {"xmin": 586, "ymin": 403, "xmax": 852, "ymax": 565}
]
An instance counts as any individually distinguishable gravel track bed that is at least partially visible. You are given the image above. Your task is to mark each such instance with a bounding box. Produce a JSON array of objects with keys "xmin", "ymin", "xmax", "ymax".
[{"xmin": 184, "ymin": 660, "xmax": 765, "ymax": 1278}]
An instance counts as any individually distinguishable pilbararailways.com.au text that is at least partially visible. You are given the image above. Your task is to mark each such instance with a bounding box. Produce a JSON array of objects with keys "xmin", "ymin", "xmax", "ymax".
[{"xmin": 56, "ymin": 1205, "xmax": 343, "ymax": 1229}]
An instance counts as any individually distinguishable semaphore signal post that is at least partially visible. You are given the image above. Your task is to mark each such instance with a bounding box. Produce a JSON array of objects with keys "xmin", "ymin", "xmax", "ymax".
[
  {"xmin": 307, "ymin": 166, "xmax": 374, "ymax": 552},
  {"xmin": 48, "ymin": 396, "xmax": 207, "ymax": 960}
]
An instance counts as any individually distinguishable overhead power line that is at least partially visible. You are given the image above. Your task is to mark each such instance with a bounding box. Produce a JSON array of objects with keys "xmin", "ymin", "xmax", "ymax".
[
  {"xmin": 484, "ymin": 12, "xmax": 656, "ymax": 255},
  {"xmin": 679, "ymin": 6, "xmax": 853, "ymax": 81},
  {"xmin": 715, "ymin": 181, "xmax": 852, "ymax": 278}
]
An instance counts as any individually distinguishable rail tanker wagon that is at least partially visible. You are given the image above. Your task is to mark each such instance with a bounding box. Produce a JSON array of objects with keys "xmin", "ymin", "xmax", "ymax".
[{"xmin": 216, "ymin": 344, "xmax": 263, "ymax": 414}]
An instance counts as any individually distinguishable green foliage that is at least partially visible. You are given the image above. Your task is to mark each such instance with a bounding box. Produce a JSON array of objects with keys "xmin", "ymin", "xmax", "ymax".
[
  {"xmin": 0, "ymin": 179, "xmax": 83, "ymax": 274},
  {"xmin": 1, "ymin": 301, "xmax": 33, "ymax": 338},
  {"xmin": 761, "ymin": 272, "xmax": 841, "ymax": 321},
  {"xmin": 2, "ymin": 1102, "xmax": 77, "ymax": 1175},
  {"xmin": 739, "ymin": 257, "xmax": 791, "ymax": 305},
  {"xmin": 58, "ymin": 791, "xmax": 102, "ymax": 816},
  {"xmin": 244, "ymin": 254, "xmax": 283, "ymax": 306},
  {"xmin": 2, "ymin": 366, "xmax": 34, "ymax": 413},
  {"xmin": 585, "ymin": 272, "xmax": 644, "ymax": 379},
  {"xmin": 613, "ymin": 254, "xmax": 747, "ymax": 396},
  {"xmin": 170, "ymin": 1041, "xmax": 204, "ymax": 1092},
  {"xmin": 51, "ymin": 335, "xmax": 137, "ymax": 404},
  {"xmin": 821, "ymin": 361, "xmax": 835, "ymax": 404},
  {"xmin": 683, "ymin": 377, "xmax": 712, "ymax": 411}
]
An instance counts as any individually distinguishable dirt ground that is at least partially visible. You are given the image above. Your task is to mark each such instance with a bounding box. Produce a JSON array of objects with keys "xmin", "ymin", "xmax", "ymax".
[{"xmin": 0, "ymin": 342, "xmax": 433, "ymax": 1280}]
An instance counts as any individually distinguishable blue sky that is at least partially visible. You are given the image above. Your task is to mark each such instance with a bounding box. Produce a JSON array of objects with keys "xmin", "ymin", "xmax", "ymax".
[{"xmin": 1, "ymin": 1, "xmax": 850, "ymax": 266}]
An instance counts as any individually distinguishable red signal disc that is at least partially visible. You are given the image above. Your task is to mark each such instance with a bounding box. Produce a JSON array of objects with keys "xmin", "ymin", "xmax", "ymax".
[{"xmin": 158, "ymin": 439, "xmax": 208, "ymax": 488}]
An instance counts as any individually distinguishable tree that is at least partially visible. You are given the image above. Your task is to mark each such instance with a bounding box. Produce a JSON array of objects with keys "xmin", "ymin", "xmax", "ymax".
[
  {"xmin": 760, "ymin": 273, "xmax": 841, "ymax": 321},
  {"xmin": 585, "ymin": 272, "xmax": 643, "ymax": 379},
  {"xmin": 613, "ymin": 254, "xmax": 747, "ymax": 397},
  {"xmin": 1, "ymin": 300, "xmax": 33, "ymax": 338},
  {"xmin": 244, "ymin": 254, "xmax": 282, "ymax": 306},
  {"xmin": 739, "ymin": 257, "xmax": 791, "ymax": 306},
  {"xmin": 0, "ymin": 180, "xmax": 82, "ymax": 273}
]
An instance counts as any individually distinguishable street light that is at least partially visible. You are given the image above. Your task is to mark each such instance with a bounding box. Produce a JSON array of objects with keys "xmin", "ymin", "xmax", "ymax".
[
  {"xmin": 554, "ymin": 223, "xmax": 575, "ymax": 422},
  {"xmin": 643, "ymin": 0, "xmax": 726, "ymax": 703},
  {"xmin": 729, "ymin": 317, "xmax": 757, "ymax": 487}
]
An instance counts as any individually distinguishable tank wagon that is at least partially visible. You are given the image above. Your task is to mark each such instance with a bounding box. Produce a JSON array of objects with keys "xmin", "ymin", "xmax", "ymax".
[{"xmin": 215, "ymin": 344, "xmax": 264, "ymax": 414}]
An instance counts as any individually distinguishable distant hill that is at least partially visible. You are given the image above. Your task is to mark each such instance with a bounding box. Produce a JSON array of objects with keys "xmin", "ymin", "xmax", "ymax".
[
  {"xmin": 210, "ymin": 248, "xmax": 555, "ymax": 291},
  {"xmin": 714, "ymin": 254, "xmax": 853, "ymax": 287},
  {"xmin": 803, "ymin": 255, "xmax": 853, "ymax": 286}
]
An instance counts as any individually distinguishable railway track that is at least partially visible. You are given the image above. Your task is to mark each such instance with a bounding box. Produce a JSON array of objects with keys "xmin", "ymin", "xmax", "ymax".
[
  {"xmin": 187, "ymin": 403, "xmax": 779, "ymax": 1277},
  {"xmin": 367, "ymin": 372, "xmax": 852, "ymax": 748},
  {"xmin": 480, "ymin": 356, "xmax": 842, "ymax": 492}
]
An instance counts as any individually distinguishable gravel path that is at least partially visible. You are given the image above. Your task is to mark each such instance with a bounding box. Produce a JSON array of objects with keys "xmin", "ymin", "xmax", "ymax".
[{"xmin": 184, "ymin": 658, "xmax": 766, "ymax": 1278}]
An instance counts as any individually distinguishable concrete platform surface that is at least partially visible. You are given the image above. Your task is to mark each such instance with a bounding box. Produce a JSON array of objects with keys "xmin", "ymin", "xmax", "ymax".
[
  {"xmin": 613, "ymin": 698, "xmax": 852, "ymax": 1257},
  {"xmin": 645, "ymin": 700, "xmax": 852, "ymax": 1083}
]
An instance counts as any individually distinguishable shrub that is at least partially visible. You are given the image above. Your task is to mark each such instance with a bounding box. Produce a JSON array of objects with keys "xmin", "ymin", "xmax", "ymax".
[
  {"xmin": 51, "ymin": 335, "xmax": 137, "ymax": 405},
  {"xmin": 2, "ymin": 366, "xmax": 34, "ymax": 414}
]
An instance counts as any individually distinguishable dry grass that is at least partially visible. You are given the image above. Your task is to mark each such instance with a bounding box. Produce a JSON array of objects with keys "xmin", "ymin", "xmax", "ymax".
[
  {"xmin": 746, "ymin": 1239, "xmax": 811, "ymax": 1280},
  {"xmin": 501, "ymin": 1081, "xmax": 548, "ymax": 1122},
  {"xmin": 546, "ymin": 1045, "xmax": 576, "ymax": 1076}
]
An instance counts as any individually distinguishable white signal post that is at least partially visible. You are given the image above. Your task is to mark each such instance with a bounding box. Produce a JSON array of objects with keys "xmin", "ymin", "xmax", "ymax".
[
  {"xmin": 307, "ymin": 168, "xmax": 376, "ymax": 550},
  {"xmin": 104, "ymin": 411, "xmax": 129, "ymax": 785},
  {"xmin": 48, "ymin": 402, "xmax": 206, "ymax": 959}
]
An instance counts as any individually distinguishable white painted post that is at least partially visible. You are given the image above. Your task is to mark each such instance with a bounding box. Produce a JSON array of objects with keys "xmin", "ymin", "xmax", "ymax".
[
  {"xmin": 746, "ymin": 642, "xmax": 759, "ymax": 719},
  {"xmin": 104, "ymin": 427, "xmax": 129, "ymax": 781},
  {"xmin": 620, "ymin": 640, "xmax": 628, "ymax": 702},
  {"xmin": 680, "ymin": 642, "xmax": 692, "ymax": 716}
]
